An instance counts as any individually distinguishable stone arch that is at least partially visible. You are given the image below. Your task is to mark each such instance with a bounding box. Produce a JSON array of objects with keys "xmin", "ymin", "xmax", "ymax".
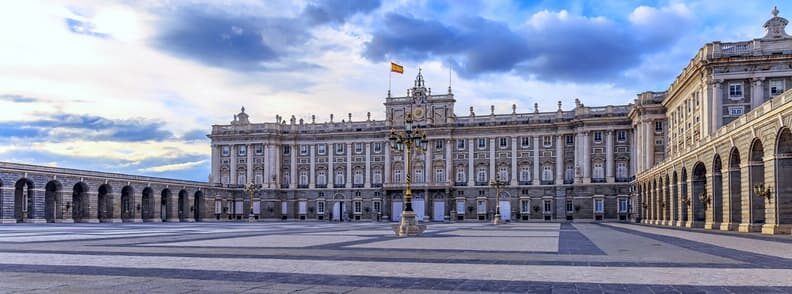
[
  {"xmin": 14, "ymin": 178, "xmax": 35, "ymax": 222},
  {"xmin": 161, "ymin": 188, "xmax": 172, "ymax": 222},
  {"xmin": 120, "ymin": 186, "xmax": 134, "ymax": 222},
  {"xmin": 97, "ymin": 184, "xmax": 113, "ymax": 222},
  {"xmin": 194, "ymin": 190, "xmax": 204, "ymax": 221},
  {"xmin": 711, "ymin": 154, "xmax": 724, "ymax": 225},
  {"xmin": 728, "ymin": 147, "xmax": 742, "ymax": 226},
  {"xmin": 775, "ymin": 127, "xmax": 792, "ymax": 226},
  {"xmin": 680, "ymin": 167, "xmax": 689, "ymax": 223},
  {"xmin": 749, "ymin": 138, "xmax": 766, "ymax": 225},
  {"xmin": 692, "ymin": 162, "xmax": 707, "ymax": 223},
  {"xmin": 178, "ymin": 189, "xmax": 189, "ymax": 221},
  {"xmin": 141, "ymin": 187, "xmax": 154, "ymax": 221},
  {"xmin": 44, "ymin": 180, "xmax": 62, "ymax": 223},
  {"xmin": 72, "ymin": 182, "xmax": 89, "ymax": 223}
]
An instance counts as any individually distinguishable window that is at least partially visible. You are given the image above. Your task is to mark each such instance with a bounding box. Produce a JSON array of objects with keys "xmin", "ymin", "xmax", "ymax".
[
  {"xmin": 394, "ymin": 169, "xmax": 403, "ymax": 183},
  {"xmin": 282, "ymin": 172, "xmax": 290, "ymax": 185},
  {"xmin": 565, "ymin": 166, "xmax": 574, "ymax": 182},
  {"xmin": 771, "ymin": 79, "xmax": 785, "ymax": 96},
  {"xmin": 520, "ymin": 199, "xmax": 530, "ymax": 213},
  {"xmin": 215, "ymin": 200, "xmax": 222, "ymax": 214},
  {"xmin": 594, "ymin": 198, "xmax": 604, "ymax": 213},
  {"xmin": 317, "ymin": 201, "xmax": 325, "ymax": 214},
  {"xmin": 655, "ymin": 139, "xmax": 664, "ymax": 145},
  {"xmin": 593, "ymin": 131, "xmax": 602, "ymax": 143},
  {"xmin": 354, "ymin": 170, "xmax": 363, "ymax": 185},
  {"xmin": 477, "ymin": 199, "xmax": 486, "ymax": 214},
  {"xmin": 300, "ymin": 145, "xmax": 308, "ymax": 155},
  {"xmin": 655, "ymin": 121, "xmax": 663, "ymax": 132},
  {"xmin": 456, "ymin": 199, "xmax": 465, "ymax": 214},
  {"xmin": 281, "ymin": 202, "xmax": 288, "ymax": 215},
  {"xmin": 616, "ymin": 162, "xmax": 628, "ymax": 179},
  {"xmin": 283, "ymin": 145, "xmax": 290, "ymax": 155},
  {"xmin": 255, "ymin": 172, "xmax": 263, "ymax": 185},
  {"xmin": 542, "ymin": 166, "xmax": 553, "ymax": 181},
  {"xmin": 618, "ymin": 198, "xmax": 628, "ymax": 213},
  {"xmin": 435, "ymin": 168, "xmax": 445, "ymax": 183},
  {"xmin": 543, "ymin": 136, "xmax": 552, "ymax": 147},
  {"xmin": 521, "ymin": 137, "xmax": 530, "ymax": 147},
  {"xmin": 499, "ymin": 137, "xmax": 508, "ymax": 148},
  {"xmin": 317, "ymin": 144, "xmax": 326, "ymax": 155},
  {"xmin": 237, "ymin": 173, "xmax": 246, "ymax": 185},
  {"xmin": 457, "ymin": 139, "xmax": 465, "ymax": 150},
  {"xmin": 617, "ymin": 131, "xmax": 626, "ymax": 142},
  {"xmin": 729, "ymin": 82, "xmax": 743, "ymax": 99},
  {"xmin": 728, "ymin": 106, "xmax": 744, "ymax": 116},
  {"xmin": 476, "ymin": 167, "xmax": 487, "ymax": 183},
  {"xmin": 335, "ymin": 144, "xmax": 344, "ymax": 154},
  {"xmin": 435, "ymin": 140, "xmax": 443, "ymax": 150},
  {"xmin": 477, "ymin": 138, "xmax": 486, "ymax": 149},
  {"xmin": 354, "ymin": 143, "xmax": 363, "ymax": 154},
  {"xmin": 335, "ymin": 170, "xmax": 344, "ymax": 185},
  {"xmin": 222, "ymin": 146, "xmax": 230, "ymax": 157},
  {"xmin": 373, "ymin": 200, "xmax": 381, "ymax": 213},
  {"xmin": 414, "ymin": 169, "xmax": 424, "ymax": 183},
  {"xmin": 317, "ymin": 171, "xmax": 327, "ymax": 185},
  {"xmin": 543, "ymin": 200, "xmax": 552, "ymax": 214},
  {"xmin": 592, "ymin": 162, "xmax": 604, "ymax": 180},
  {"xmin": 566, "ymin": 200, "xmax": 573, "ymax": 213},
  {"xmin": 497, "ymin": 167, "xmax": 509, "ymax": 182},
  {"xmin": 255, "ymin": 144, "xmax": 264, "ymax": 155},
  {"xmin": 354, "ymin": 201, "xmax": 362, "ymax": 214},
  {"xmin": 373, "ymin": 170, "xmax": 382, "ymax": 184},
  {"xmin": 566, "ymin": 135, "xmax": 574, "ymax": 145},
  {"xmin": 238, "ymin": 145, "xmax": 247, "ymax": 156},
  {"xmin": 456, "ymin": 168, "xmax": 466, "ymax": 183},
  {"xmin": 299, "ymin": 171, "xmax": 308, "ymax": 186},
  {"xmin": 519, "ymin": 167, "xmax": 531, "ymax": 182},
  {"xmin": 373, "ymin": 143, "xmax": 382, "ymax": 153}
]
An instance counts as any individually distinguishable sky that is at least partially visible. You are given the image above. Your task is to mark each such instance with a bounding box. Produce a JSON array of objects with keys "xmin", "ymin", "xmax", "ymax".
[{"xmin": 0, "ymin": 0, "xmax": 786, "ymax": 181}]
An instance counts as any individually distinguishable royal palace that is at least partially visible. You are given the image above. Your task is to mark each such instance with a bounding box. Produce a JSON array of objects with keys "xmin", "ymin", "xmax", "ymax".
[{"xmin": 0, "ymin": 9, "xmax": 791, "ymax": 235}]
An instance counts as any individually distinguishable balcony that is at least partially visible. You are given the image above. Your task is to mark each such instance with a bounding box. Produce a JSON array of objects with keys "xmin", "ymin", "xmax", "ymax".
[
  {"xmin": 280, "ymin": 184, "xmax": 289, "ymax": 189},
  {"xmin": 616, "ymin": 178, "xmax": 631, "ymax": 183},
  {"xmin": 454, "ymin": 182, "xmax": 467, "ymax": 187},
  {"xmin": 518, "ymin": 181, "xmax": 531, "ymax": 186},
  {"xmin": 371, "ymin": 183, "xmax": 382, "ymax": 188},
  {"xmin": 475, "ymin": 182, "xmax": 488, "ymax": 187},
  {"xmin": 591, "ymin": 178, "xmax": 606, "ymax": 183},
  {"xmin": 333, "ymin": 184, "xmax": 346, "ymax": 189},
  {"xmin": 315, "ymin": 184, "xmax": 327, "ymax": 188},
  {"xmin": 352, "ymin": 184, "xmax": 364, "ymax": 188},
  {"xmin": 540, "ymin": 180, "xmax": 554, "ymax": 185},
  {"xmin": 563, "ymin": 179, "xmax": 574, "ymax": 185},
  {"xmin": 297, "ymin": 184, "xmax": 309, "ymax": 189}
]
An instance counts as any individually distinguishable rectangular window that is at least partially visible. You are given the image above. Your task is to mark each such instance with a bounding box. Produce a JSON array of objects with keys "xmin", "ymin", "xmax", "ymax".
[
  {"xmin": 593, "ymin": 131, "xmax": 602, "ymax": 143},
  {"xmin": 255, "ymin": 144, "xmax": 264, "ymax": 155},
  {"xmin": 299, "ymin": 171, "xmax": 308, "ymax": 186},
  {"xmin": 283, "ymin": 145, "xmax": 290, "ymax": 155},
  {"xmin": 457, "ymin": 139, "xmax": 465, "ymax": 150},
  {"xmin": 477, "ymin": 138, "xmax": 486, "ymax": 149},
  {"xmin": 335, "ymin": 144, "xmax": 344, "ymax": 154},
  {"xmin": 414, "ymin": 169, "xmax": 424, "ymax": 183},
  {"xmin": 298, "ymin": 201, "xmax": 307, "ymax": 214},
  {"xmin": 566, "ymin": 200, "xmax": 573, "ymax": 213},
  {"xmin": 354, "ymin": 170, "xmax": 363, "ymax": 185},
  {"xmin": 435, "ymin": 140, "xmax": 443, "ymax": 150},
  {"xmin": 543, "ymin": 200, "xmax": 552, "ymax": 214},
  {"xmin": 214, "ymin": 200, "xmax": 222, "ymax": 214},
  {"xmin": 354, "ymin": 143, "xmax": 363, "ymax": 154},
  {"xmin": 373, "ymin": 200, "xmax": 381, "ymax": 213},
  {"xmin": 499, "ymin": 137, "xmax": 507, "ymax": 148},
  {"xmin": 317, "ymin": 144, "xmax": 326, "ymax": 155},
  {"xmin": 335, "ymin": 170, "xmax": 344, "ymax": 185},
  {"xmin": 373, "ymin": 143, "xmax": 382, "ymax": 153},
  {"xmin": 520, "ymin": 167, "xmax": 530, "ymax": 182},
  {"xmin": 281, "ymin": 202, "xmax": 288, "ymax": 215},
  {"xmin": 655, "ymin": 121, "xmax": 663, "ymax": 132},
  {"xmin": 354, "ymin": 201, "xmax": 362, "ymax": 214},
  {"xmin": 728, "ymin": 106, "xmax": 744, "ymax": 116},
  {"xmin": 435, "ymin": 168, "xmax": 445, "ymax": 183},
  {"xmin": 542, "ymin": 166, "xmax": 553, "ymax": 181},
  {"xmin": 594, "ymin": 199, "xmax": 604, "ymax": 213},
  {"xmin": 394, "ymin": 170, "xmax": 402, "ymax": 183},
  {"xmin": 477, "ymin": 168, "xmax": 487, "ymax": 183},
  {"xmin": 477, "ymin": 199, "xmax": 486, "ymax": 214},
  {"xmin": 771, "ymin": 79, "xmax": 785, "ymax": 96},
  {"xmin": 729, "ymin": 82, "xmax": 743, "ymax": 99},
  {"xmin": 456, "ymin": 169, "xmax": 465, "ymax": 183},
  {"xmin": 618, "ymin": 198, "xmax": 628, "ymax": 213},
  {"xmin": 238, "ymin": 145, "xmax": 247, "ymax": 156},
  {"xmin": 521, "ymin": 137, "xmax": 530, "ymax": 147},
  {"xmin": 520, "ymin": 199, "xmax": 530, "ymax": 213},
  {"xmin": 617, "ymin": 131, "xmax": 626, "ymax": 142},
  {"xmin": 542, "ymin": 136, "xmax": 552, "ymax": 147},
  {"xmin": 317, "ymin": 171, "xmax": 326, "ymax": 185},
  {"xmin": 222, "ymin": 146, "xmax": 230, "ymax": 157},
  {"xmin": 456, "ymin": 199, "xmax": 465, "ymax": 213},
  {"xmin": 566, "ymin": 135, "xmax": 574, "ymax": 145},
  {"xmin": 317, "ymin": 201, "xmax": 325, "ymax": 214},
  {"xmin": 300, "ymin": 145, "xmax": 308, "ymax": 155},
  {"xmin": 373, "ymin": 170, "xmax": 382, "ymax": 184}
]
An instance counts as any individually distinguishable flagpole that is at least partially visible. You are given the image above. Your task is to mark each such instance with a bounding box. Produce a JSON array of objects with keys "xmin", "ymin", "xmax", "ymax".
[{"xmin": 388, "ymin": 61, "xmax": 392, "ymax": 97}]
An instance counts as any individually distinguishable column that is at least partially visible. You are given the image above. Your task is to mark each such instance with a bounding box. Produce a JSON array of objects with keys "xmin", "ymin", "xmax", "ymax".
[
  {"xmin": 646, "ymin": 122, "xmax": 655, "ymax": 169},
  {"xmin": 152, "ymin": 190, "xmax": 162, "ymax": 223},
  {"xmin": 230, "ymin": 145, "xmax": 237, "ymax": 185},
  {"xmin": 290, "ymin": 144, "xmax": 297, "ymax": 188},
  {"xmin": 365, "ymin": 143, "xmax": 371, "ymax": 188},
  {"xmin": 426, "ymin": 141, "xmax": 433, "ymax": 183},
  {"xmin": 669, "ymin": 181, "xmax": 677, "ymax": 225},
  {"xmin": 751, "ymin": 78, "xmax": 764, "ymax": 110},
  {"xmin": 489, "ymin": 138, "xmax": 496, "ymax": 181},
  {"xmin": 309, "ymin": 145, "xmax": 316, "ymax": 189},
  {"xmin": 346, "ymin": 143, "xmax": 352, "ymax": 187},
  {"xmin": 445, "ymin": 139, "xmax": 453, "ymax": 185},
  {"xmin": 511, "ymin": 136, "xmax": 518, "ymax": 186},
  {"xmin": 532, "ymin": 136, "xmax": 540, "ymax": 185},
  {"xmin": 633, "ymin": 126, "xmax": 640, "ymax": 174},
  {"xmin": 575, "ymin": 133, "xmax": 583, "ymax": 183},
  {"xmin": 247, "ymin": 144, "xmax": 253, "ymax": 186},
  {"xmin": 262, "ymin": 144, "xmax": 269, "ymax": 186},
  {"xmin": 328, "ymin": 143, "xmax": 334, "ymax": 187},
  {"xmin": 111, "ymin": 192, "xmax": 122, "ymax": 223},
  {"xmin": 26, "ymin": 188, "xmax": 46, "ymax": 223},
  {"xmin": 0, "ymin": 187, "xmax": 15, "ymax": 223},
  {"xmin": 711, "ymin": 81, "xmax": 723, "ymax": 135},
  {"xmin": 556, "ymin": 135, "xmax": 564, "ymax": 184},
  {"xmin": 273, "ymin": 144, "xmax": 281, "ymax": 188},
  {"xmin": 384, "ymin": 144, "xmax": 391, "ymax": 184},
  {"xmin": 606, "ymin": 130, "xmax": 614, "ymax": 183},
  {"xmin": 86, "ymin": 191, "xmax": 99, "ymax": 223},
  {"xmin": 467, "ymin": 138, "xmax": 474, "ymax": 186},
  {"xmin": 583, "ymin": 132, "xmax": 591, "ymax": 183},
  {"xmin": 211, "ymin": 145, "xmax": 220, "ymax": 184}
]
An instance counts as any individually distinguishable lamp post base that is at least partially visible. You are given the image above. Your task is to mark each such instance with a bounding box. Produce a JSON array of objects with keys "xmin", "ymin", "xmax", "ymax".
[
  {"xmin": 392, "ymin": 210, "xmax": 425, "ymax": 237},
  {"xmin": 492, "ymin": 213, "xmax": 504, "ymax": 225},
  {"xmin": 248, "ymin": 213, "xmax": 256, "ymax": 223}
]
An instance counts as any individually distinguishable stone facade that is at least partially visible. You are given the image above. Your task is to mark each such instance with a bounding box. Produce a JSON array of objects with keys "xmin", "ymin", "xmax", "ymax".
[{"xmin": 634, "ymin": 8, "xmax": 792, "ymax": 235}]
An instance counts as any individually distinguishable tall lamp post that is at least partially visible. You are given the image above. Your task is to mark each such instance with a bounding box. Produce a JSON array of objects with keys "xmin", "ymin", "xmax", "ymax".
[
  {"xmin": 490, "ymin": 176, "xmax": 506, "ymax": 225},
  {"xmin": 245, "ymin": 182, "xmax": 261, "ymax": 223},
  {"xmin": 388, "ymin": 113, "xmax": 429, "ymax": 237}
]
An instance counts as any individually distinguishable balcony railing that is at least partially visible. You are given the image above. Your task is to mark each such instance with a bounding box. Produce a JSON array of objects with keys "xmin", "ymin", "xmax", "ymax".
[
  {"xmin": 333, "ymin": 184, "xmax": 346, "ymax": 188},
  {"xmin": 280, "ymin": 184, "xmax": 289, "ymax": 189},
  {"xmin": 352, "ymin": 184, "xmax": 364, "ymax": 188},
  {"xmin": 540, "ymin": 180, "xmax": 554, "ymax": 185},
  {"xmin": 315, "ymin": 184, "xmax": 327, "ymax": 188},
  {"xmin": 475, "ymin": 182, "xmax": 488, "ymax": 186},
  {"xmin": 518, "ymin": 181, "xmax": 531, "ymax": 186},
  {"xmin": 454, "ymin": 182, "xmax": 467, "ymax": 186},
  {"xmin": 371, "ymin": 183, "xmax": 382, "ymax": 188},
  {"xmin": 297, "ymin": 184, "xmax": 309, "ymax": 189},
  {"xmin": 591, "ymin": 178, "xmax": 606, "ymax": 183},
  {"xmin": 615, "ymin": 178, "xmax": 631, "ymax": 183},
  {"xmin": 563, "ymin": 179, "xmax": 574, "ymax": 184}
]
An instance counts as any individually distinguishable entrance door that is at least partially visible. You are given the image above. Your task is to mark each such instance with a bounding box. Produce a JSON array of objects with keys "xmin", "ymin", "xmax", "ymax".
[
  {"xmin": 499, "ymin": 200, "xmax": 511, "ymax": 221},
  {"xmin": 414, "ymin": 198, "xmax": 425, "ymax": 221},
  {"xmin": 392, "ymin": 201, "xmax": 402, "ymax": 222},
  {"xmin": 433, "ymin": 201, "xmax": 445, "ymax": 221},
  {"xmin": 332, "ymin": 202, "xmax": 344, "ymax": 221}
]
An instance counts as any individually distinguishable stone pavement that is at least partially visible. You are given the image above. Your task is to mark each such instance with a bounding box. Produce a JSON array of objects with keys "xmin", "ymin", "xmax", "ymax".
[{"xmin": 1, "ymin": 222, "xmax": 792, "ymax": 293}]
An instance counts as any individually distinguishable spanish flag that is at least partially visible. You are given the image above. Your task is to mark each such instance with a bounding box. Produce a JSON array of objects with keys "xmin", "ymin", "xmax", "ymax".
[{"xmin": 390, "ymin": 62, "xmax": 404, "ymax": 74}]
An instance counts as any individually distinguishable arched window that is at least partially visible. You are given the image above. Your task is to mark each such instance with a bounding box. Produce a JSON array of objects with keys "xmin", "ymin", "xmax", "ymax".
[
  {"xmin": 456, "ymin": 168, "xmax": 466, "ymax": 183},
  {"xmin": 542, "ymin": 166, "xmax": 553, "ymax": 181},
  {"xmin": 498, "ymin": 167, "xmax": 509, "ymax": 181},
  {"xmin": 592, "ymin": 162, "xmax": 604, "ymax": 180},
  {"xmin": 317, "ymin": 170, "xmax": 327, "ymax": 185},
  {"xmin": 335, "ymin": 170, "xmax": 344, "ymax": 185},
  {"xmin": 353, "ymin": 170, "xmax": 364, "ymax": 185},
  {"xmin": 299, "ymin": 171, "xmax": 308, "ymax": 186},
  {"xmin": 414, "ymin": 169, "xmax": 424, "ymax": 183},
  {"xmin": 373, "ymin": 170, "xmax": 382, "ymax": 184},
  {"xmin": 394, "ymin": 169, "xmax": 403, "ymax": 183},
  {"xmin": 520, "ymin": 167, "xmax": 531, "ymax": 182},
  {"xmin": 435, "ymin": 168, "xmax": 445, "ymax": 183}
]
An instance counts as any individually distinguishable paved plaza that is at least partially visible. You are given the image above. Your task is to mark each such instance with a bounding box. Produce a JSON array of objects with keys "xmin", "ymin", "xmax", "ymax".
[{"xmin": 1, "ymin": 222, "xmax": 792, "ymax": 293}]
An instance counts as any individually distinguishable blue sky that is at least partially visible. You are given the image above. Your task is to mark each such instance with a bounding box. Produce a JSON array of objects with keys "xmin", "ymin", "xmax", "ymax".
[{"xmin": 0, "ymin": 0, "xmax": 786, "ymax": 181}]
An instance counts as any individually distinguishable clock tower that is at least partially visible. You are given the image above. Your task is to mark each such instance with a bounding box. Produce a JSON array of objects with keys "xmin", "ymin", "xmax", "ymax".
[{"xmin": 385, "ymin": 68, "xmax": 456, "ymax": 128}]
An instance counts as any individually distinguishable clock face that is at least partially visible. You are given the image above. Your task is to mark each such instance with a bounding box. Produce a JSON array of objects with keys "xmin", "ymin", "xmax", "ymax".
[{"xmin": 413, "ymin": 107, "xmax": 425, "ymax": 119}]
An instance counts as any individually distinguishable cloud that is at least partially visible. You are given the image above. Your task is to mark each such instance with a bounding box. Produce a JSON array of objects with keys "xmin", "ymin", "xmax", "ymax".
[
  {"xmin": 182, "ymin": 129, "xmax": 209, "ymax": 141},
  {"xmin": 0, "ymin": 113, "xmax": 174, "ymax": 142},
  {"xmin": 0, "ymin": 94, "xmax": 39, "ymax": 103},
  {"xmin": 364, "ymin": 4, "xmax": 694, "ymax": 83},
  {"xmin": 138, "ymin": 159, "xmax": 207, "ymax": 173},
  {"xmin": 302, "ymin": 0, "xmax": 382, "ymax": 25}
]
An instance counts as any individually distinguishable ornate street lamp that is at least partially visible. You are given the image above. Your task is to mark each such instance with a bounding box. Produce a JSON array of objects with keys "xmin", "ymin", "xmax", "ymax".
[
  {"xmin": 753, "ymin": 183, "xmax": 772, "ymax": 202},
  {"xmin": 245, "ymin": 182, "xmax": 262, "ymax": 223},
  {"xmin": 698, "ymin": 189, "xmax": 712, "ymax": 210},
  {"xmin": 388, "ymin": 113, "xmax": 429, "ymax": 237},
  {"xmin": 489, "ymin": 176, "xmax": 507, "ymax": 225}
]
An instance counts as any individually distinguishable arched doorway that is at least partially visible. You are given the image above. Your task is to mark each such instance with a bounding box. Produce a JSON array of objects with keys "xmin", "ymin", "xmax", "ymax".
[
  {"xmin": 692, "ymin": 162, "xmax": 707, "ymax": 224},
  {"xmin": 194, "ymin": 191, "xmax": 203, "ymax": 221},
  {"xmin": 712, "ymin": 154, "xmax": 723, "ymax": 226},
  {"xmin": 45, "ymin": 181, "xmax": 62, "ymax": 223},
  {"xmin": 332, "ymin": 194, "xmax": 346, "ymax": 221},
  {"xmin": 14, "ymin": 178, "xmax": 35, "ymax": 222},
  {"xmin": 499, "ymin": 191, "xmax": 511, "ymax": 221},
  {"xmin": 178, "ymin": 190, "xmax": 188, "ymax": 222},
  {"xmin": 728, "ymin": 148, "xmax": 742, "ymax": 228},
  {"xmin": 161, "ymin": 189, "xmax": 172, "ymax": 222},
  {"xmin": 776, "ymin": 127, "xmax": 792, "ymax": 227},
  {"xmin": 141, "ymin": 187, "xmax": 153, "ymax": 221},
  {"xmin": 72, "ymin": 182, "xmax": 89, "ymax": 222},
  {"xmin": 121, "ymin": 186, "xmax": 134, "ymax": 222},
  {"xmin": 680, "ymin": 168, "xmax": 689, "ymax": 223},
  {"xmin": 391, "ymin": 193, "xmax": 402, "ymax": 222},
  {"xmin": 432, "ymin": 192, "xmax": 445, "ymax": 222},
  {"xmin": 749, "ymin": 139, "xmax": 766, "ymax": 225},
  {"xmin": 413, "ymin": 192, "xmax": 425, "ymax": 222},
  {"xmin": 97, "ymin": 184, "xmax": 113, "ymax": 222}
]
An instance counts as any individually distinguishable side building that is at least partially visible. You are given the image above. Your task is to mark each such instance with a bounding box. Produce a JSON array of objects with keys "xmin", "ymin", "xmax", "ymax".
[
  {"xmin": 634, "ymin": 8, "xmax": 792, "ymax": 235},
  {"xmin": 209, "ymin": 71, "xmax": 636, "ymax": 222}
]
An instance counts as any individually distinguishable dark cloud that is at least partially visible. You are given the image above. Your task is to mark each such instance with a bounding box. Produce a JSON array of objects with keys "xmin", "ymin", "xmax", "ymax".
[
  {"xmin": 0, "ymin": 94, "xmax": 39, "ymax": 103},
  {"xmin": 152, "ymin": 1, "xmax": 382, "ymax": 72},
  {"xmin": 364, "ymin": 10, "xmax": 690, "ymax": 83},
  {"xmin": 0, "ymin": 113, "xmax": 174, "ymax": 142},
  {"xmin": 181, "ymin": 129, "xmax": 208, "ymax": 141}
]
